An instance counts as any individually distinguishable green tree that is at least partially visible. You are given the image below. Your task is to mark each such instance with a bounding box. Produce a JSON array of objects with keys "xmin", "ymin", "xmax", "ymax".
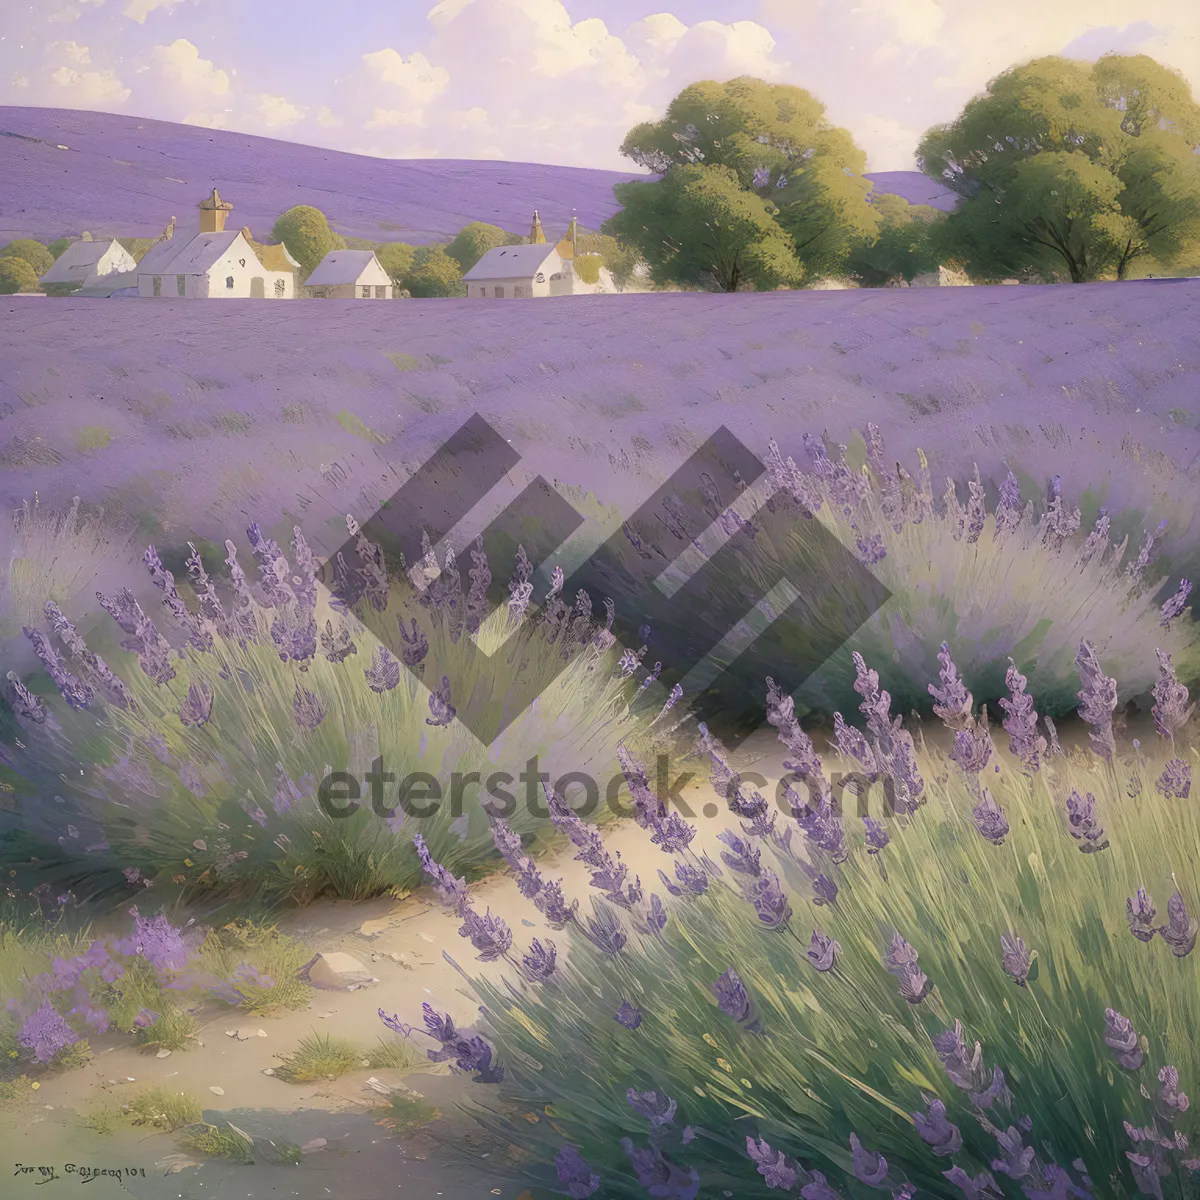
[
  {"xmin": 47, "ymin": 238, "xmax": 71, "ymax": 260},
  {"xmin": 848, "ymin": 193, "xmax": 944, "ymax": 286},
  {"xmin": 445, "ymin": 222, "xmax": 519, "ymax": 273},
  {"xmin": 918, "ymin": 54, "xmax": 1200, "ymax": 281},
  {"xmin": 375, "ymin": 242, "xmax": 416, "ymax": 285},
  {"xmin": 0, "ymin": 239, "xmax": 54, "ymax": 278},
  {"xmin": 404, "ymin": 245, "xmax": 466, "ymax": 297},
  {"xmin": 0, "ymin": 257, "xmax": 41, "ymax": 294},
  {"xmin": 605, "ymin": 164, "xmax": 803, "ymax": 292},
  {"xmin": 616, "ymin": 76, "xmax": 873, "ymax": 285},
  {"xmin": 575, "ymin": 228, "xmax": 640, "ymax": 288},
  {"xmin": 271, "ymin": 206, "xmax": 345, "ymax": 276}
]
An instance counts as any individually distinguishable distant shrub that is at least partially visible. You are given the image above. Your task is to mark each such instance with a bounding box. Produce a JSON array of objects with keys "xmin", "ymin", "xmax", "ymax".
[
  {"xmin": 375, "ymin": 241, "xmax": 416, "ymax": 285},
  {"xmin": 446, "ymin": 222, "xmax": 520, "ymax": 273},
  {"xmin": 405, "ymin": 245, "xmax": 466, "ymax": 297},
  {"xmin": 271, "ymin": 206, "xmax": 345, "ymax": 275},
  {"xmin": 0, "ymin": 257, "xmax": 40, "ymax": 294},
  {"xmin": 573, "ymin": 254, "xmax": 602, "ymax": 285},
  {"xmin": 0, "ymin": 240, "xmax": 54, "ymax": 278},
  {"xmin": 47, "ymin": 238, "xmax": 71, "ymax": 261},
  {"xmin": 73, "ymin": 426, "xmax": 111, "ymax": 452}
]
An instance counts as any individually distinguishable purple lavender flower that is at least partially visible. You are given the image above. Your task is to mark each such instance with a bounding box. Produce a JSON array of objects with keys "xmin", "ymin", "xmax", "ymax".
[
  {"xmin": 555, "ymin": 1144, "xmax": 600, "ymax": 1199},
  {"xmin": 972, "ymin": 789, "xmax": 1009, "ymax": 845},
  {"xmin": 1152, "ymin": 649, "xmax": 1193, "ymax": 739},
  {"xmin": 1161, "ymin": 579, "xmax": 1192, "ymax": 628},
  {"xmin": 132, "ymin": 1007, "xmax": 160, "ymax": 1029},
  {"xmin": 807, "ymin": 930, "xmax": 840, "ymax": 972},
  {"xmin": 885, "ymin": 932, "xmax": 931, "ymax": 1003},
  {"xmin": 658, "ymin": 862, "xmax": 710, "ymax": 898},
  {"xmin": 1126, "ymin": 888, "xmax": 1158, "ymax": 943},
  {"xmin": 583, "ymin": 902, "xmax": 627, "ymax": 955},
  {"xmin": 1104, "ymin": 1008, "xmax": 1144, "ymax": 1071},
  {"xmin": 913, "ymin": 1097, "xmax": 962, "ymax": 1156},
  {"xmin": 993, "ymin": 470, "xmax": 1023, "ymax": 540},
  {"xmin": 930, "ymin": 642, "xmax": 974, "ymax": 729},
  {"xmin": 521, "ymin": 938, "xmax": 557, "ymax": 984},
  {"xmin": 746, "ymin": 870, "xmax": 792, "ymax": 931},
  {"xmin": 1000, "ymin": 933, "xmax": 1032, "ymax": 986},
  {"xmin": 533, "ymin": 878, "xmax": 578, "ymax": 928},
  {"xmin": 944, "ymin": 1167, "xmax": 1004, "ymax": 1199},
  {"xmin": 1075, "ymin": 641, "xmax": 1117, "ymax": 761},
  {"xmin": 850, "ymin": 1133, "xmax": 888, "ymax": 1186},
  {"xmin": 970, "ymin": 1066, "xmax": 1012, "ymax": 1110},
  {"xmin": 810, "ymin": 873, "xmax": 838, "ymax": 907},
  {"xmin": 713, "ymin": 968, "xmax": 761, "ymax": 1033},
  {"xmin": 863, "ymin": 816, "xmax": 889, "ymax": 855},
  {"xmin": 427, "ymin": 675, "xmax": 455, "ymax": 726},
  {"xmin": 627, "ymin": 1088, "xmax": 678, "ymax": 1128},
  {"xmin": 23, "ymin": 627, "xmax": 94, "ymax": 709},
  {"xmin": 5, "ymin": 670, "xmax": 47, "ymax": 723},
  {"xmin": 1038, "ymin": 475, "xmax": 1081, "ymax": 551},
  {"xmin": 413, "ymin": 833, "xmax": 470, "ymax": 915},
  {"xmin": 615, "ymin": 1000, "xmax": 643, "ymax": 1030},
  {"xmin": 292, "ymin": 683, "xmax": 325, "ymax": 730},
  {"xmin": 1156, "ymin": 758, "xmax": 1191, "ymax": 800},
  {"xmin": 621, "ymin": 1140, "xmax": 700, "ymax": 1200},
  {"xmin": 717, "ymin": 830, "xmax": 762, "ymax": 877},
  {"xmin": 1159, "ymin": 892, "xmax": 1198, "ymax": 957},
  {"xmin": 457, "ymin": 907, "xmax": 513, "ymax": 962},
  {"xmin": 952, "ymin": 717, "xmax": 994, "ymax": 774},
  {"xmin": 791, "ymin": 795, "xmax": 848, "ymax": 863},
  {"xmin": 801, "ymin": 1170, "xmax": 845, "ymax": 1200},
  {"xmin": 1158, "ymin": 1065, "xmax": 1189, "ymax": 1115},
  {"xmin": 178, "ymin": 681, "xmax": 214, "ymax": 727},
  {"xmin": 418, "ymin": 1002, "xmax": 504, "ymax": 1082},
  {"xmin": 18, "ymin": 1001, "xmax": 79, "ymax": 1063},
  {"xmin": 832, "ymin": 711, "xmax": 879, "ymax": 775},
  {"xmin": 1128, "ymin": 520, "xmax": 1168, "ymax": 587},
  {"xmin": 852, "ymin": 652, "xmax": 894, "ymax": 742},
  {"xmin": 998, "ymin": 662, "xmax": 1046, "ymax": 774},
  {"xmin": 363, "ymin": 645, "xmax": 400, "ymax": 693},
  {"xmin": 1065, "ymin": 790, "xmax": 1108, "ymax": 853},
  {"xmin": 746, "ymin": 1137, "xmax": 800, "ymax": 1190},
  {"xmin": 990, "ymin": 1125, "xmax": 1036, "ymax": 1180}
]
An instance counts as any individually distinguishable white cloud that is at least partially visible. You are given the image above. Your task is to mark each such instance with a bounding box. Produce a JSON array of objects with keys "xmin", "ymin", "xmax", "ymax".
[
  {"xmin": 365, "ymin": 106, "xmax": 424, "ymax": 129},
  {"xmin": 182, "ymin": 110, "xmax": 229, "ymax": 128},
  {"xmin": 315, "ymin": 105, "xmax": 342, "ymax": 128},
  {"xmin": 10, "ymin": 73, "xmax": 29, "ymax": 88},
  {"xmin": 123, "ymin": 0, "xmax": 184, "ymax": 24},
  {"xmin": 257, "ymin": 93, "xmax": 307, "ymax": 128},
  {"xmin": 51, "ymin": 41, "xmax": 93, "ymax": 64},
  {"xmin": 51, "ymin": 65, "xmax": 131, "ymax": 104},
  {"xmin": 150, "ymin": 39, "xmax": 229, "ymax": 96},
  {"xmin": 362, "ymin": 49, "xmax": 451, "ymax": 105}
]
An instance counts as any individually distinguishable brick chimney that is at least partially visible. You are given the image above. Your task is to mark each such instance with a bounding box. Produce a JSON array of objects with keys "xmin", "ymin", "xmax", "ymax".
[{"xmin": 199, "ymin": 187, "xmax": 234, "ymax": 234}]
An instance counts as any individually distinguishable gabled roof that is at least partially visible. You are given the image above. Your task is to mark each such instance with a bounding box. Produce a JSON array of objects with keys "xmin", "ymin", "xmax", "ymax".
[
  {"xmin": 143, "ymin": 230, "xmax": 246, "ymax": 276},
  {"xmin": 305, "ymin": 249, "xmax": 388, "ymax": 286},
  {"xmin": 462, "ymin": 243, "xmax": 562, "ymax": 282},
  {"xmin": 133, "ymin": 235, "xmax": 185, "ymax": 276},
  {"xmin": 40, "ymin": 239, "xmax": 135, "ymax": 284}
]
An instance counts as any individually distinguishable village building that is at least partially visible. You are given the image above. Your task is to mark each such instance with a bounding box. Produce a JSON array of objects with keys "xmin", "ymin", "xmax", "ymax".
[
  {"xmin": 463, "ymin": 211, "xmax": 619, "ymax": 297},
  {"xmin": 39, "ymin": 238, "xmax": 137, "ymax": 291},
  {"xmin": 136, "ymin": 189, "xmax": 298, "ymax": 298},
  {"xmin": 304, "ymin": 249, "xmax": 394, "ymax": 298}
]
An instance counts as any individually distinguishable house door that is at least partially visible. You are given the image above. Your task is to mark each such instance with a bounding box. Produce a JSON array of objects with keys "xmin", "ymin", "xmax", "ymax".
[
  {"xmin": 152, "ymin": 276, "xmax": 162, "ymax": 297},
  {"xmin": 250, "ymin": 277, "xmax": 265, "ymax": 298}
]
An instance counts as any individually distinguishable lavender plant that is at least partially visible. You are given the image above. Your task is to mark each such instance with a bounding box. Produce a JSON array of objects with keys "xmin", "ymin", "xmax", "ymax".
[
  {"xmin": 380, "ymin": 642, "xmax": 1200, "ymax": 1200},
  {"xmin": 0, "ymin": 517, "xmax": 669, "ymax": 903}
]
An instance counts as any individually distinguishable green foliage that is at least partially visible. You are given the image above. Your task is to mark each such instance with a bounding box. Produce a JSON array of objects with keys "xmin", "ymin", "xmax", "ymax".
[
  {"xmin": 775, "ymin": 162, "xmax": 880, "ymax": 279},
  {"xmin": 0, "ymin": 257, "xmax": 41, "ymax": 294},
  {"xmin": 126, "ymin": 1087, "xmax": 203, "ymax": 1131},
  {"xmin": 0, "ymin": 239, "xmax": 54, "ymax": 277},
  {"xmin": 179, "ymin": 1122, "xmax": 256, "ymax": 1164},
  {"xmin": 919, "ymin": 54, "xmax": 1200, "ymax": 281},
  {"xmin": 47, "ymin": 238, "xmax": 71, "ymax": 260},
  {"xmin": 375, "ymin": 241, "xmax": 416, "ymax": 285},
  {"xmin": 336, "ymin": 410, "xmax": 390, "ymax": 444},
  {"xmin": 573, "ymin": 254, "xmax": 603, "ymax": 285},
  {"xmin": 364, "ymin": 1035, "xmax": 421, "ymax": 1071},
  {"xmin": 376, "ymin": 1088, "xmax": 440, "ymax": 1131},
  {"xmin": 606, "ymin": 165, "xmax": 803, "ymax": 292},
  {"xmin": 51, "ymin": 1038, "xmax": 92, "ymax": 1069},
  {"xmin": 190, "ymin": 920, "xmax": 312, "ymax": 1014},
  {"xmin": 270, "ymin": 206, "xmax": 346, "ymax": 275},
  {"xmin": 446, "ymin": 221, "xmax": 520, "ymax": 272},
  {"xmin": 276, "ymin": 1030, "xmax": 363, "ymax": 1082},
  {"xmin": 848, "ymin": 194, "xmax": 945, "ymax": 286},
  {"xmin": 404, "ymin": 244, "xmax": 466, "ymax": 297},
  {"xmin": 576, "ymin": 228, "xmax": 640, "ymax": 288},
  {"xmin": 73, "ymin": 426, "xmax": 111, "ymax": 452},
  {"xmin": 132, "ymin": 1005, "xmax": 196, "ymax": 1052}
]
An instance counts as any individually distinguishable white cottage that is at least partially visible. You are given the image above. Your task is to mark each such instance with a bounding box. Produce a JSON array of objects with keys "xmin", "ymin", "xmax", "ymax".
[
  {"xmin": 138, "ymin": 189, "xmax": 297, "ymax": 298},
  {"xmin": 463, "ymin": 210, "xmax": 576, "ymax": 298},
  {"xmin": 39, "ymin": 239, "xmax": 137, "ymax": 290},
  {"xmin": 305, "ymin": 250, "xmax": 394, "ymax": 298}
]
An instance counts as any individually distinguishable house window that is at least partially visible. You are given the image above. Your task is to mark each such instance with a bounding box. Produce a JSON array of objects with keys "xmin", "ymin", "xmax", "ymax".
[
  {"xmin": 479, "ymin": 287, "xmax": 487, "ymax": 297},
  {"xmin": 238, "ymin": 258, "xmax": 246, "ymax": 267},
  {"xmin": 495, "ymin": 285, "xmax": 505, "ymax": 298},
  {"xmin": 361, "ymin": 285, "xmax": 371, "ymax": 298},
  {"xmin": 176, "ymin": 275, "xmax": 186, "ymax": 296},
  {"xmin": 535, "ymin": 272, "xmax": 546, "ymax": 283},
  {"xmin": 225, "ymin": 276, "xmax": 234, "ymax": 289},
  {"xmin": 375, "ymin": 286, "xmax": 387, "ymax": 299},
  {"xmin": 514, "ymin": 285, "xmax": 530, "ymax": 298},
  {"xmin": 274, "ymin": 279, "xmax": 286, "ymax": 297},
  {"xmin": 152, "ymin": 276, "xmax": 162, "ymax": 297}
]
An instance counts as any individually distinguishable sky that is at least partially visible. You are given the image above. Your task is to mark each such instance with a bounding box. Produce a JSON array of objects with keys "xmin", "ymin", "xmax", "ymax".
[{"xmin": 1, "ymin": 0, "xmax": 1199, "ymax": 171}]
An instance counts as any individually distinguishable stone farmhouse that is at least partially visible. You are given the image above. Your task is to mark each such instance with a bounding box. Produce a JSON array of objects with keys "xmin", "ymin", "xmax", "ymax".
[
  {"xmin": 39, "ymin": 238, "xmax": 137, "ymax": 290},
  {"xmin": 305, "ymin": 249, "xmax": 394, "ymax": 298}
]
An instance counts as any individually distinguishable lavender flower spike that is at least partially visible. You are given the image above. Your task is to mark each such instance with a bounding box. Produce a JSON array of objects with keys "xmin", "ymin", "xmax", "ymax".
[
  {"xmin": 1103, "ymin": 1008, "xmax": 1144, "ymax": 1071},
  {"xmin": 850, "ymin": 1133, "xmax": 888, "ymax": 1186},
  {"xmin": 1127, "ymin": 888, "xmax": 1158, "ymax": 943},
  {"xmin": 929, "ymin": 642, "xmax": 974, "ymax": 730},
  {"xmin": 1152, "ymin": 649, "xmax": 1193, "ymax": 739},
  {"xmin": 1159, "ymin": 891, "xmax": 1198, "ymax": 957},
  {"xmin": 555, "ymin": 1145, "xmax": 600, "ymax": 1200},
  {"xmin": 1064, "ymin": 789, "xmax": 1108, "ymax": 853},
  {"xmin": 998, "ymin": 661, "xmax": 1046, "ymax": 774},
  {"xmin": 944, "ymin": 1166, "xmax": 1004, "ymax": 1200},
  {"xmin": 627, "ymin": 1088, "xmax": 677, "ymax": 1128},
  {"xmin": 807, "ymin": 930, "xmax": 840, "ymax": 972},
  {"xmin": 292, "ymin": 682, "xmax": 326, "ymax": 730},
  {"xmin": 1160, "ymin": 579, "xmax": 1192, "ymax": 628},
  {"xmin": 972, "ymin": 789, "xmax": 1010, "ymax": 846},
  {"xmin": 1075, "ymin": 641, "xmax": 1117, "ymax": 761},
  {"xmin": 1156, "ymin": 758, "xmax": 1191, "ymax": 800},
  {"xmin": 913, "ymin": 1097, "xmax": 962, "ymax": 1156},
  {"xmin": 746, "ymin": 1138, "xmax": 800, "ymax": 1191},
  {"xmin": 615, "ymin": 1000, "xmax": 642, "ymax": 1030},
  {"xmin": 1000, "ymin": 933, "xmax": 1032, "ymax": 986},
  {"xmin": 178, "ymin": 681, "xmax": 214, "ymax": 727},
  {"xmin": 713, "ymin": 968, "xmax": 761, "ymax": 1033},
  {"xmin": 1159, "ymin": 1066, "xmax": 1189, "ymax": 1116}
]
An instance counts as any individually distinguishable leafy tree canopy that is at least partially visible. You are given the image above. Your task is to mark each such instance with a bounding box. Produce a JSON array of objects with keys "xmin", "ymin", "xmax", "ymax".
[
  {"xmin": 446, "ymin": 222, "xmax": 520, "ymax": 273},
  {"xmin": 0, "ymin": 256, "xmax": 41, "ymax": 294},
  {"xmin": 847, "ymin": 194, "xmax": 944, "ymax": 286},
  {"xmin": 606, "ymin": 164, "xmax": 803, "ymax": 293},
  {"xmin": 0, "ymin": 239, "xmax": 54, "ymax": 278},
  {"xmin": 375, "ymin": 241, "xmax": 417, "ymax": 284},
  {"xmin": 918, "ymin": 54, "xmax": 1200, "ymax": 281},
  {"xmin": 271, "ymin": 206, "xmax": 345, "ymax": 275},
  {"xmin": 47, "ymin": 238, "xmax": 71, "ymax": 260},
  {"xmin": 405, "ymin": 245, "xmax": 466, "ymax": 298}
]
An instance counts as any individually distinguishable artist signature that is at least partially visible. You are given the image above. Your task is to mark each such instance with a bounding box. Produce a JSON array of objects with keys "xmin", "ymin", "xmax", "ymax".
[{"xmin": 13, "ymin": 1165, "xmax": 147, "ymax": 1185}]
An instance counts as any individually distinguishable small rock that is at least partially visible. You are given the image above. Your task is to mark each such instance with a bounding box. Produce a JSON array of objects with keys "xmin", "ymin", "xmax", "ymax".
[
  {"xmin": 209, "ymin": 1086, "xmax": 224, "ymax": 1096},
  {"xmin": 361, "ymin": 1059, "xmax": 371, "ymax": 1068},
  {"xmin": 261, "ymin": 1068, "xmax": 276, "ymax": 1077},
  {"xmin": 257, "ymin": 1029, "xmax": 267, "ymax": 1038},
  {"xmin": 156, "ymin": 1049, "xmax": 171, "ymax": 1059},
  {"xmin": 300, "ymin": 1138, "xmax": 327, "ymax": 1155},
  {"xmin": 418, "ymin": 932, "xmax": 435, "ymax": 943},
  {"xmin": 359, "ymin": 918, "xmax": 393, "ymax": 938},
  {"xmin": 306, "ymin": 951, "xmax": 377, "ymax": 990}
]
